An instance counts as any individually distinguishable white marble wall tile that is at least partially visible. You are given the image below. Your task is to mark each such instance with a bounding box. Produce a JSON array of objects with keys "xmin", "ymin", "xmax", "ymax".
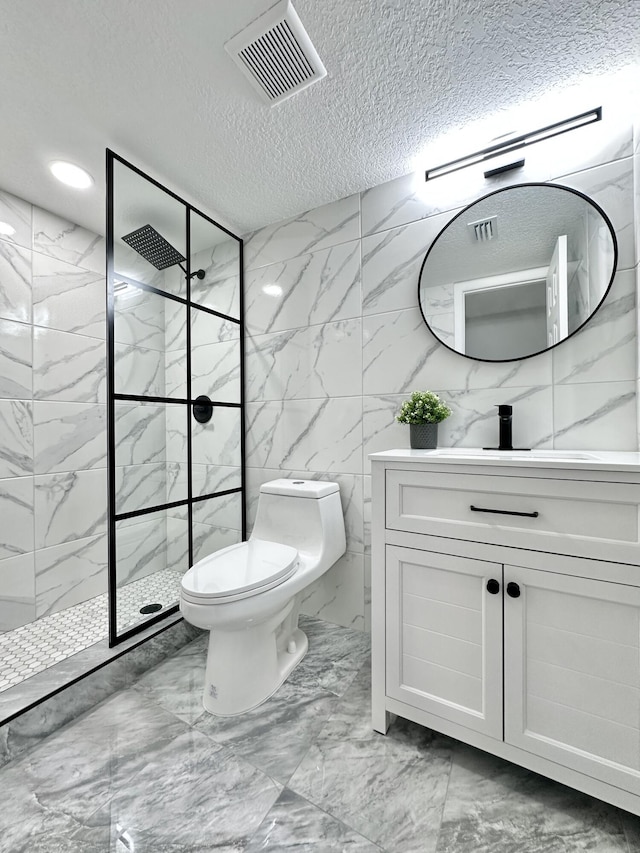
[
  {"xmin": 116, "ymin": 517, "xmax": 167, "ymax": 585},
  {"xmin": 245, "ymin": 194, "xmax": 360, "ymax": 270},
  {"xmin": 245, "ymin": 240, "xmax": 361, "ymax": 335},
  {"xmin": 362, "ymin": 387, "xmax": 554, "ymax": 472},
  {"xmin": 245, "ymin": 468, "xmax": 364, "ymax": 555},
  {"xmin": 192, "ymin": 238, "xmax": 240, "ymax": 285},
  {"xmin": 165, "ymin": 516, "xmax": 190, "ymax": 570},
  {"xmin": 35, "ymin": 533, "xmax": 107, "ymax": 617},
  {"xmin": 361, "ymin": 212, "xmax": 452, "ymax": 315},
  {"xmin": 0, "ymin": 400, "xmax": 32, "ymax": 478},
  {"xmin": 113, "ymin": 288, "xmax": 166, "ymax": 351},
  {"xmin": 363, "ymin": 475, "xmax": 371, "ymax": 556},
  {"xmin": 0, "ymin": 320, "xmax": 31, "ymax": 398},
  {"xmin": 164, "ymin": 348, "xmax": 187, "ymax": 400},
  {"xmin": 34, "ymin": 328, "xmax": 106, "ymax": 403},
  {"xmin": 114, "ymin": 341, "xmax": 164, "ymax": 398},
  {"xmin": 553, "ymin": 380, "xmax": 637, "ymax": 450},
  {"xmin": 115, "ymin": 463, "xmax": 178, "ymax": 516},
  {"xmin": 558, "ymin": 157, "xmax": 635, "ymax": 271},
  {"xmin": 0, "ymin": 477, "xmax": 33, "ymax": 561},
  {"xmin": 550, "ymin": 119, "xmax": 634, "ymax": 182},
  {"xmin": 191, "ymin": 308, "xmax": 238, "ymax": 346},
  {"xmin": 553, "ymin": 269, "xmax": 636, "ymax": 385},
  {"xmin": 0, "ymin": 553, "xmax": 35, "ymax": 631},
  {"xmin": 165, "ymin": 405, "xmax": 188, "ymax": 463},
  {"xmin": 0, "ymin": 241, "xmax": 31, "ymax": 323},
  {"xmin": 300, "ymin": 552, "xmax": 365, "ymax": 631},
  {"xmin": 192, "ymin": 521, "xmax": 241, "ymax": 565},
  {"xmin": 362, "ymin": 307, "xmax": 552, "ymax": 396},
  {"xmin": 113, "ymin": 402, "xmax": 167, "ymax": 467},
  {"xmin": 35, "ymin": 469, "xmax": 107, "ymax": 549},
  {"xmin": 113, "ymin": 243, "xmax": 167, "ymax": 291},
  {"xmin": 32, "ymin": 254, "xmax": 105, "ymax": 340},
  {"xmin": 34, "ymin": 402, "xmax": 106, "ymax": 474},
  {"xmin": 32, "ymin": 207, "xmax": 104, "ymax": 275},
  {"xmin": 191, "ymin": 407, "xmax": 242, "ymax": 468},
  {"xmin": 246, "ymin": 319, "xmax": 362, "ymax": 402},
  {"xmin": 191, "ymin": 241, "xmax": 241, "ymax": 319},
  {"xmin": 191, "ymin": 339, "xmax": 241, "ymax": 402},
  {"xmin": 192, "ymin": 491, "xmax": 242, "ymax": 531},
  {"xmin": 192, "ymin": 464, "xmax": 242, "ymax": 498},
  {"xmin": 0, "ymin": 190, "xmax": 32, "ymax": 250},
  {"xmin": 246, "ymin": 398, "xmax": 363, "ymax": 474}
]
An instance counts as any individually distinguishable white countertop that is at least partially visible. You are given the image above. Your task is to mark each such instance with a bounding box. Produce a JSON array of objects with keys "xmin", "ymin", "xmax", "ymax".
[{"xmin": 368, "ymin": 448, "xmax": 640, "ymax": 472}]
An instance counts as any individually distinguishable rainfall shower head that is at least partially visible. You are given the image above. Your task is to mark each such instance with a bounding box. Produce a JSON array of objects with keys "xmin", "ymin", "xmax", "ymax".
[
  {"xmin": 121, "ymin": 224, "xmax": 207, "ymax": 281},
  {"xmin": 121, "ymin": 224, "xmax": 186, "ymax": 271}
]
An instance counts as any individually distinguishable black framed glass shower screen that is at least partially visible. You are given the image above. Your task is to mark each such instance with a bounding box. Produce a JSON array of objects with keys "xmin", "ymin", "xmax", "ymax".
[{"xmin": 106, "ymin": 150, "xmax": 245, "ymax": 646}]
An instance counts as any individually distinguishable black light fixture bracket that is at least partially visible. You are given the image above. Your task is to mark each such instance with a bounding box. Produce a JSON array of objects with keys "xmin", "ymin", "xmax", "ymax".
[{"xmin": 425, "ymin": 107, "xmax": 602, "ymax": 182}]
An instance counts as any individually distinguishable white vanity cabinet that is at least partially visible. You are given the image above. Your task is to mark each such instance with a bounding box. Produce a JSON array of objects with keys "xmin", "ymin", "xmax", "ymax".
[{"xmin": 371, "ymin": 450, "xmax": 640, "ymax": 815}]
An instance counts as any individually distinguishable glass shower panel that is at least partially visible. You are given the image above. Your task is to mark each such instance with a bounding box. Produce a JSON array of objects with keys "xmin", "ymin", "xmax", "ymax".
[
  {"xmin": 115, "ymin": 508, "xmax": 188, "ymax": 634},
  {"xmin": 189, "ymin": 209, "xmax": 241, "ymax": 319},
  {"xmin": 113, "ymin": 400, "xmax": 187, "ymax": 516},
  {"xmin": 192, "ymin": 492, "xmax": 243, "ymax": 564},
  {"xmin": 112, "ymin": 159, "xmax": 187, "ymax": 298},
  {"xmin": 191, "ymin": 405, "xmax": 242, "ymax": 472},
  {"xmin": 191, "ymin": 307, "xmax": 241, "ymax": 404}
]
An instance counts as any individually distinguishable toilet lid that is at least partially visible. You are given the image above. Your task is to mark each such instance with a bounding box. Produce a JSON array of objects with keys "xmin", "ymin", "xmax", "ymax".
[{"xmin": 180, "ymin": 539, "xmax": 299, "ymax": 601}]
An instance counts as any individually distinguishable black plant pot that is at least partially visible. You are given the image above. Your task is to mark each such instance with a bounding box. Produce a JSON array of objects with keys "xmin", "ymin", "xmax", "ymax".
[{"xmin": 409, "ymin": 423, "xmax": 438, "ymax": 449}]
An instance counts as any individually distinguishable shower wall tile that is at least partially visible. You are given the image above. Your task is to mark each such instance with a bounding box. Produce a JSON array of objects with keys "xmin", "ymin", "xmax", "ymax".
[
  {"xmin": 0, "ymin": 319, "xmax": 31, "ymax": 399},
  {"xmin": 114, "ymin": 402, "xmax": 167, "ymax": 467},
  {"xmin": 245, "ymin": 397, "xmax": 363, "ymax": 474},
  {"xmin": 192, "ymin": 491, "xmax": 242, "ymax": 531},
  {"xmin": 115, "ymin": 462, "xmax": 180, "ymax": 516},
  {"xmin": 32, "ymin": 255, "xmax": 105, "ymax": 339},
  {"xmin": 191, "ymin": 407, "xmax": 242, "ymax": 468},
  {"xmin": 0, "ymin": 401, "xmax": 32, "ymax": 478},
  {"xmin": 244, "ymin": 239, "xmax": 361, "ymax": 335},
  {"xmin": 191, "ymin": 520, "xmax": 241, "ymax": 564},
  {"xmin": 191, "ymin": 307, "xmax": 238, "ymax": 346},
  {"xmin": 245, "ymin": 193, "xmax": 360, "ymax": 270},
  {"xmin": 190, "ymin": 339, "xmax": 241, "ymax": 402},
  {"xmin": 114, "ymin": 341, "xmax": 164, "ymax": 398},
  {"xmin": 192, "ymin": 464, "xmax": 242, "ymax": 498},
  {"xmin": 34, "ymin": 533, "xmax": 107, "ymax": 618},
  {"xmin": 165, "ymin": 516, "xmax": 190, "ymax": 570},
  {"xmin": 32, "ymin": 207, "xmax": 105, "ymax": 275},
  {"xmin": 552, "ymin": 380, "xmax": 637, "ymax": 450},
  {"xmin": 33, "ymin": 402, "xmax": 106, "ymax": 474},
  {"xmin": 361, "ymin": 213, "xmax": 451, "ymax": 315},
  {"xmin": 34, "ymin": 469, "xmax": 107, "ymax": 550},
  {"xmin": 0, "ymin": 478, "xmax": 33, "ymax": 562},
  {"xmin": 0, "ymin": 241, "xmax": 31, "ymax": 324},
  {"xmin": 362, "ymin": 307, "xmax": 552, "ymax": 397},
  {"xmin": 33, "ymin": 328, "xmax": 106, "ymax": 403},
  {"xmin": 191, "ymin": 241, "xmax": 241, "ymax": 318},
  {"xmin": 0, "ymin": 190, "xmax": 32, "ymax": 250},
  {"xmin": 114, "ymin": 288, "xmax": 167, "ymax": 351},
  {"xmin": 246, "ymin": 319, "xmax": 362, "ymax": 402},
  {"xmin": 553, "ymin": 269, "xmax": 636, "ymax": 385},
  {"xmin": 0, "ymin": 553, "xmax": 35, "ymax": 631},
  {"xmin": 116, "ymin": 517, "xmax": 167, "ymax": 586},
  {"xmin": 300, "ymin": 552, "xmax": 365, "ymax": 631}
]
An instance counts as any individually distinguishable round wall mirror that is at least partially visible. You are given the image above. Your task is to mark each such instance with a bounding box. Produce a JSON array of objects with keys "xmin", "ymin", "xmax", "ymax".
[{"xmin": 417, "ymin": 182, "xmax": 618, "ymax": 362}]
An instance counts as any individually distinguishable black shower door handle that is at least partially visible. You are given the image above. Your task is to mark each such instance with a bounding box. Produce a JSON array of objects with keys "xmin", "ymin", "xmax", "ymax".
[{"xmin": 470, "ymin": 505, "xmax": 539, "ymax": 518}]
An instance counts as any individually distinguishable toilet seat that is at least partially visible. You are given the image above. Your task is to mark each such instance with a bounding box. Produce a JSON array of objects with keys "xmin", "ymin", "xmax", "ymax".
[{"xmin": 180, "ymin": 539, "xmax": 299, "ymax": 604}]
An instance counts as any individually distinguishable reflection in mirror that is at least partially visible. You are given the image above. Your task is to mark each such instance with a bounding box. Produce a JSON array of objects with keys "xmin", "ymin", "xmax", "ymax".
[{"xmin": 418, "ymin": 183, "xmax": 617, "ymax": 361}]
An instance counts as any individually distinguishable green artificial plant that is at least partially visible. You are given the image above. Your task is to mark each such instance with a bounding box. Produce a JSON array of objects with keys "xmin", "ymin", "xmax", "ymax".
[{"xmin": 396, "ymin": 390, "xmax": 452, "ymax": 425}]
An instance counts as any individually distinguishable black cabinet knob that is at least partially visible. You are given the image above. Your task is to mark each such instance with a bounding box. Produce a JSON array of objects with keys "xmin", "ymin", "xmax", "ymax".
[
  {"xmin": 486, "ymin": 579, "xmax": 500, "ymax": 595},
  {"xmin": 506, "ymin": 582, "xmax": 521, "ymax": 598}
]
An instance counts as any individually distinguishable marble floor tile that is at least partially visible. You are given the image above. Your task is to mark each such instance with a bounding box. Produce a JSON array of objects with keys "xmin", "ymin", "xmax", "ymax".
[
  {"xmin": 244, "ymin": 787, "xmax": 383, "ymax": 852},
  {"xmin": 288, "ymin": 663, "xmax": 455, "ymax": 853},
  {"xmin": 435, "ymin": 743, "xmax": 637, "ymax": 853}
]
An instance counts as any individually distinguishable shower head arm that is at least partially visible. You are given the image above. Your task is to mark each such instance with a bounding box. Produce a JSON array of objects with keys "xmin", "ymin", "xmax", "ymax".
[{"xmin": 178, "ymin": 263, "xmax": 206, "ymax": 281}]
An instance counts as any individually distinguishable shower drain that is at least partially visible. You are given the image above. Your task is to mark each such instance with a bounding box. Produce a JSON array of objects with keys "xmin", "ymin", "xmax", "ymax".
[{"xmin": 139, "ymin": 603, "xmax": 163, "ymax": 614}]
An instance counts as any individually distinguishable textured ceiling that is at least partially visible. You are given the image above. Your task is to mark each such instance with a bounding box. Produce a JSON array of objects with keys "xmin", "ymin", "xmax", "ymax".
[{"xmin": 0, "ymin": 0, "xmax": 638, "ymax": 237}]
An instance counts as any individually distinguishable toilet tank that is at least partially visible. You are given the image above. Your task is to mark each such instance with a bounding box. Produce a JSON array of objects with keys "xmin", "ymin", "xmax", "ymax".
[{"xmin": 251, "ymin": 479, "xmax": 346, "ymax": 569}]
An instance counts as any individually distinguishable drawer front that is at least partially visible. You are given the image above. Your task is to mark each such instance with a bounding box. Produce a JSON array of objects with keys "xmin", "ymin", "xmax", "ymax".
[{"xmin": 386, "ymin": 469, "xmax": 640, "ymax": 563}]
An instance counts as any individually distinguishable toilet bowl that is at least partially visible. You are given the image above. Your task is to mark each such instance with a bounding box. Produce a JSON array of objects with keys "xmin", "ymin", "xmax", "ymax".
[{"xmin": 180, "ymin": 478, "xmax": 346, "ymax": 716}]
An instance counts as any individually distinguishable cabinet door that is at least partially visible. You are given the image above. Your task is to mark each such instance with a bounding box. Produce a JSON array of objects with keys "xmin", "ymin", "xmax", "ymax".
[
  {"xmin": 504, "ymin": 565, "xmax": 640, "ymax": 795},
  {"xmin": 386, "ymin": 545, "xmax": 503, "ymax": 739}
]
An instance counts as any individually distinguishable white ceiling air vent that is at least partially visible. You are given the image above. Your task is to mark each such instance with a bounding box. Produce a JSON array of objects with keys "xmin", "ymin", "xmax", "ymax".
[
  {"xmin": 224, "ymin": 0, "xmax": 326, "ymax": 106},
  {"xmin": 468, "ymin": 216, "xmax": 498, "ymax": 242}
]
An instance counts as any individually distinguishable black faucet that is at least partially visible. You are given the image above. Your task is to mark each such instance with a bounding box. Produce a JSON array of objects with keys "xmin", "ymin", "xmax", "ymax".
[{"xmin": 483, "ymin": 404, "xmax": 530, "ymax": 451}]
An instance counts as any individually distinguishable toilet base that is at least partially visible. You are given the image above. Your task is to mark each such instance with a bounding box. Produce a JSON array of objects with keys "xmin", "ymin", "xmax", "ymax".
[{"xmin": 202, "ymin": 611, "xmax": 309, "ymax": 716}]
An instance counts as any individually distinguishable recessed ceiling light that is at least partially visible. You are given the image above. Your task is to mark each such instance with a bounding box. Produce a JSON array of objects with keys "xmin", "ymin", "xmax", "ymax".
[
  {"xmin": 0, "ymin": 221, "xmax": 16, "ymax": 236},
  {"xmin": 49, "ymin": 160, "xmax": 93, "ymax": 189}
]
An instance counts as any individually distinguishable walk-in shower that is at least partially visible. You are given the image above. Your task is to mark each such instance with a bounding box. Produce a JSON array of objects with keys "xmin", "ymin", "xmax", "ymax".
[{"xmin": 107, "ymin": 151, "xmax": 245, "ymax": 645}]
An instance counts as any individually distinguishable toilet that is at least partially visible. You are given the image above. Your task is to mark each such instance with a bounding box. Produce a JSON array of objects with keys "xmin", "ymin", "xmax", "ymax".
[{"xmin": 179, "ymin": 479, "xmax": 346, "ymax": 716}]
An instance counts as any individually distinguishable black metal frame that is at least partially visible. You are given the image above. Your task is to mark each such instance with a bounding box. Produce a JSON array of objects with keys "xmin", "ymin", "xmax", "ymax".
[
  {"xmin": 416, "ymin": 181, "xmax": 619, "ymax": 364},
  {"xmin": 106, "ymin": 149, "xmax": 246, "ymax": 646}
]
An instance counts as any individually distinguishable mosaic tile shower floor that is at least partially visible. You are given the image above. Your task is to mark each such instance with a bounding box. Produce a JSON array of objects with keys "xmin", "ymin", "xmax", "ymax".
[
  {"xmin": 0, "ymin": 570, "xmax": 183, "ymax": 692},
  {"xmin": 2, "ymin": 617, "xmax": 640, "ymax": 852}
]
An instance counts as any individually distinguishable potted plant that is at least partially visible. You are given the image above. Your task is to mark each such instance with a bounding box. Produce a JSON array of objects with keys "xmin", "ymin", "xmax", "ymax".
[{"xmin": 396, "ymin": 390, "xmax": 452, "ymax": 449}]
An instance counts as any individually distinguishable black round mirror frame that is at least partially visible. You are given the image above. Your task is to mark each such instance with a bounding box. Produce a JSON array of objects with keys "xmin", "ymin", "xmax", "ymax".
[{"xmin": 417, "ymin": 182, "xmax": 619, "ymax": 364}]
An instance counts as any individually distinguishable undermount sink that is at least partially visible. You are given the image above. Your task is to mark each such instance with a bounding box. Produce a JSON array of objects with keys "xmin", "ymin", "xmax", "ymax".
[{"xmin": 426, "ymin": 448, "xmax": 600, "ymax": 461}]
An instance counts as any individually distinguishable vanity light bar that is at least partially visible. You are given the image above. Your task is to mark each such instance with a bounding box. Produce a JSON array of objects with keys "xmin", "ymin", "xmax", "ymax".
[{"xmin": 425, "ymin": 107, "xmax": 602, "ymax": 182}]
